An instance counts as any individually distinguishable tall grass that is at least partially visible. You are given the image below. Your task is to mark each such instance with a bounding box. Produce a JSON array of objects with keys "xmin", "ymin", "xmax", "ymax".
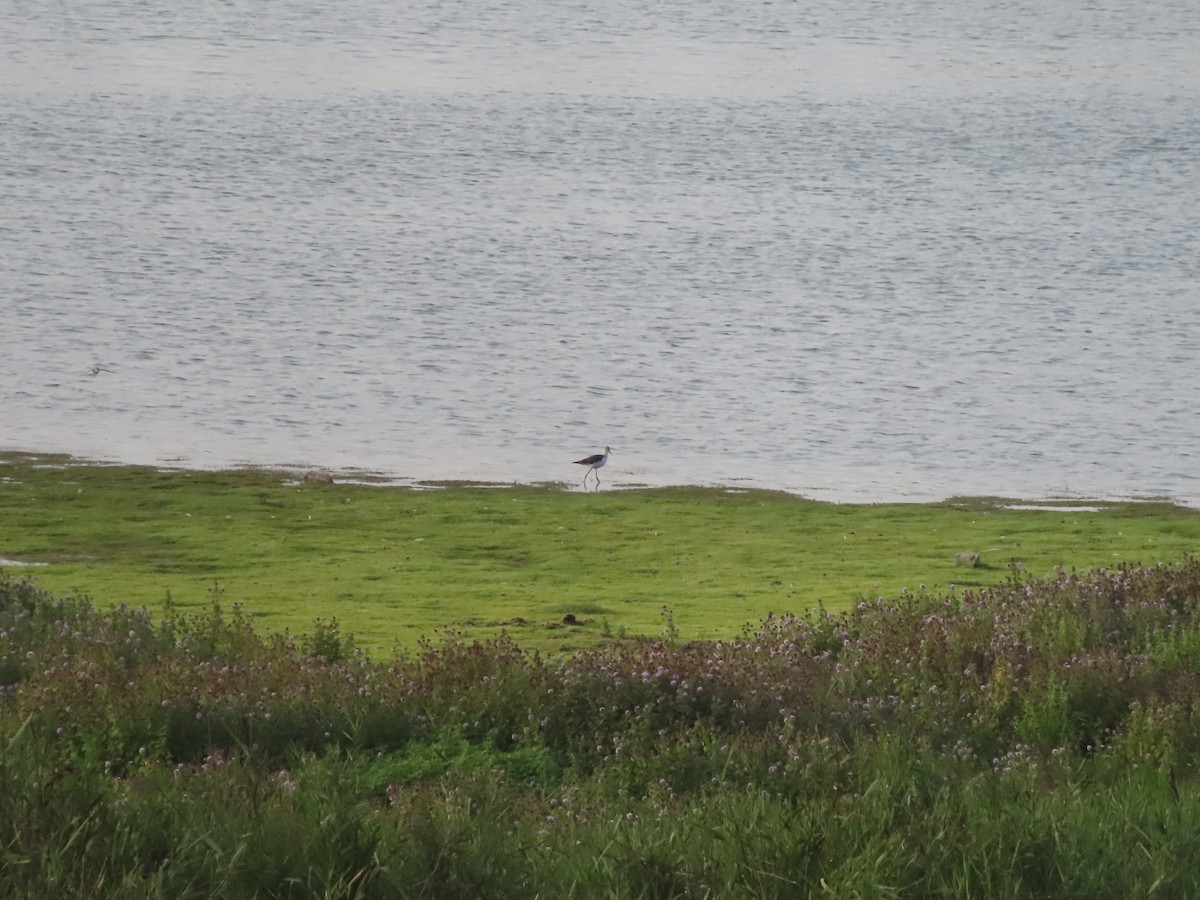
[{"xmin": 3, "ymin": 561, "xmax": 1200, "ymax": 897}]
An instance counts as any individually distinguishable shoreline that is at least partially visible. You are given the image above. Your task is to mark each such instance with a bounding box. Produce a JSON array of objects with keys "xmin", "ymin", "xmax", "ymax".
[{"xmin": 2, "ymin": 447, "xmax": 1193, "ymax": 510}]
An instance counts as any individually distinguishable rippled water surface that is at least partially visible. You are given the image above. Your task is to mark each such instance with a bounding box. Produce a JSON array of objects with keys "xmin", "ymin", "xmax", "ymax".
[{"xmin": 3, "ymin": 1, "xmax": 1199, "ymax": 501}]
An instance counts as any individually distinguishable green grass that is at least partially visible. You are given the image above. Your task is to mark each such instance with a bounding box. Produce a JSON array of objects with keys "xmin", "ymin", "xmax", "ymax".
[
  {"xmin": 7, "ymin": 561, "xmax": 1200, "ymax": 898},
  {"xmin": 2, "ymin": 451, "xmax": 1198, "ymax": 655}
]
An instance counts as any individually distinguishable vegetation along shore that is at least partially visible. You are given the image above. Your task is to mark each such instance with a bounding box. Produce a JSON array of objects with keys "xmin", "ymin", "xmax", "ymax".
[
  {"xmin": 3, "ymin": 452, "xmax": 1200, "ymax": 897},
  {"xmin": 2, "ymin": 451, "xmax": 1198, "ymax": 655}
]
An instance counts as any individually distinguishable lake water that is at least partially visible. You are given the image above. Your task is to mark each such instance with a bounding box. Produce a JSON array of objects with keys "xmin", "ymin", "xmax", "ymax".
[{"xmin": 2, "ymin": 0, "xmax": 1199, "ymax": 503}]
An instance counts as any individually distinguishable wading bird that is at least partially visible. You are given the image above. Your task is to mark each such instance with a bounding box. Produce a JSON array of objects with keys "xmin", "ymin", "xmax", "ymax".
[{"xmin": 573, "ymin": 446, "xmax": 612, "ymax": 490}]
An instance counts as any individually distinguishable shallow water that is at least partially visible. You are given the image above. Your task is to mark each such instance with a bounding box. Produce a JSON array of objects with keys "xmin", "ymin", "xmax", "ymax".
[{"xmin": 2, "ymin": 0, "xmax": 1198, "ymax": 502}]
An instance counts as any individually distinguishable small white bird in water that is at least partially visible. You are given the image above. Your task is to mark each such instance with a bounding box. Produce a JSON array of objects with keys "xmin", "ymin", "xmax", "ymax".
[
  {"xmin": 86, "ymin": 366, "xmax": 112, "ymax": 376},
  {"xmin": 573, "ymin": 446, "xmax": 612, "ymax": 490}
]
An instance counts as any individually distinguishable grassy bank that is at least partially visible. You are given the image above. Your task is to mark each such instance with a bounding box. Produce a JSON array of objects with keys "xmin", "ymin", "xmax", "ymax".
[
  {"xmin": 2, "ymin": 452, "xmax": 1199, "ymax": 654},
  {"xmin": 4, "ymin": 562, "xmax": 1200, "ymax": 897}
]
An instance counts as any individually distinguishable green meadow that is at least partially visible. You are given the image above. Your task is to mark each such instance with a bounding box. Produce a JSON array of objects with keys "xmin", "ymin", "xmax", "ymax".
[
  {"xmin": 5, "ymin": 450, "xmax": 1200, "ymax": 897},
  {"xmin": 2, "ymin": 451, "xmax": 1198, "ymax": 655}
]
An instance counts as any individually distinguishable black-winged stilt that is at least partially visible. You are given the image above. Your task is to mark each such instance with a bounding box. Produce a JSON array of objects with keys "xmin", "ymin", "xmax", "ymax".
[{"xmin": 573, "ymin": 446, "xmax": 612, "ymax": 490}]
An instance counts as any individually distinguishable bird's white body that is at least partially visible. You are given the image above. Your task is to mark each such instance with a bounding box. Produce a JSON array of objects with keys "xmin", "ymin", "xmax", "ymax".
[{"xmin": 573, "ymin": 446, "xmax": 612, "ymax": 490}]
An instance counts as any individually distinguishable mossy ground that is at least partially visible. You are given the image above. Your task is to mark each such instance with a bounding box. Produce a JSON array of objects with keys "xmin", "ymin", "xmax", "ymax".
[{"xmin": 2, "ymin": 452, "xmax": 1197, "ymax": 655}]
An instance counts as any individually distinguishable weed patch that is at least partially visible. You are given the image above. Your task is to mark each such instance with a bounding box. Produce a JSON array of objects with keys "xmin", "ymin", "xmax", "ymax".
[{"xmin": 5, "ymin": 561, "xmax": 1200, "ymax": 895}]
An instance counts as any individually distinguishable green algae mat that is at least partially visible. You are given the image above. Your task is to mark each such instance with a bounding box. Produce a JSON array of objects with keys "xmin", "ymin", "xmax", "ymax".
[{"xmin": 2, "ymin": 452, "xmax": 1197, "ymax": 656}]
